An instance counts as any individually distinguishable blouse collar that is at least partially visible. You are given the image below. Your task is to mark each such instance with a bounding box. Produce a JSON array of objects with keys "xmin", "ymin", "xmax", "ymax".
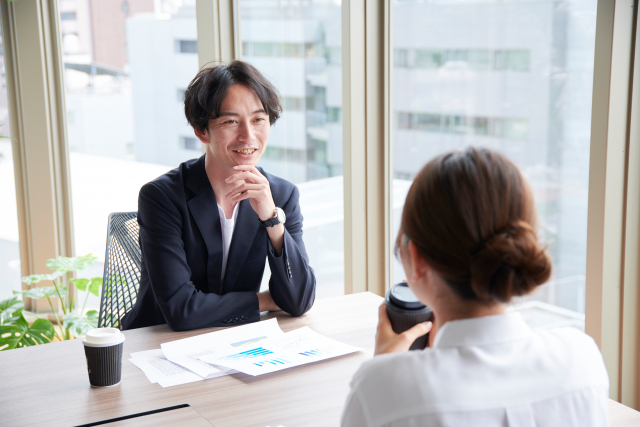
[{"xmin": 432, "ymin": 312, "xmax": 533, "ymax": 349}]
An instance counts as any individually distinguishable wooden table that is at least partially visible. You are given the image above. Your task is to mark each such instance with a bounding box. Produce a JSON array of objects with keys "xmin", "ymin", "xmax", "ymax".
[{"xmin": 1, "ymin": 292, "xmax": 639, "ymax": 426}]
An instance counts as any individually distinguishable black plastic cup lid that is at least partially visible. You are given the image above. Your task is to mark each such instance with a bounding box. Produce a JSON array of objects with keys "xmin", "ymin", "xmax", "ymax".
[{"xmin": 389, "ymin": 282, "xmax": 425, "ymax": 310}]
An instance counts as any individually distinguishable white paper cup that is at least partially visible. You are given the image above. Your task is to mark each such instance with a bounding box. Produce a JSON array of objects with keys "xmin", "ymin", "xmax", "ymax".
[{"xmin": 82, "ymin": 328, "xmax": 126, "ymax": 387}]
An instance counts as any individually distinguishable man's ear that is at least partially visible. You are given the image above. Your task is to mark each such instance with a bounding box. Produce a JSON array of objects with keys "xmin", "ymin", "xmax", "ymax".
[{"xmin": 194, "ymin": 128, "xmax": 210, "ymax": 144}]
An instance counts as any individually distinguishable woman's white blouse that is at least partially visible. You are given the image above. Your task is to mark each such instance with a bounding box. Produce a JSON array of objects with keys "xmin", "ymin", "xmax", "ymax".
[{"xmin": 341, "ymin": 312, "xmax": 609, "ymax": 427}]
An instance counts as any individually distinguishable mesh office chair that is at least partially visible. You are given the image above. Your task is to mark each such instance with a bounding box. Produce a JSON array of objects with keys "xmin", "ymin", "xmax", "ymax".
[{"xmin": 98, "ymin": 212, "xmax": 141, "ymax": 329}]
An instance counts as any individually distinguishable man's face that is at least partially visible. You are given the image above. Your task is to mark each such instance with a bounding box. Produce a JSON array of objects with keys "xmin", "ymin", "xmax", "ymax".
[{"xmin": 196, "ymin": 84, "xmax": 270, "ymax": 171}]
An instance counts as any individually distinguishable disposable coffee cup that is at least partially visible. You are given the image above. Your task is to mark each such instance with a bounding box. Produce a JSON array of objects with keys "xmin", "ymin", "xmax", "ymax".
[
  {"xmin": 386, "ymin": 282, "xmax": 433, "ymax": 350},
  {"xmin": 82, "ymin": 328, "xmax": 125, "ymax": 387}
]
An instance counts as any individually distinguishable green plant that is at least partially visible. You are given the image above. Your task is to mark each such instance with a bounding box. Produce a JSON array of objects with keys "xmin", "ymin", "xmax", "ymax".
[{"xmin": 0, "ymin": 254, "xmax": 103, "ymax": 351}]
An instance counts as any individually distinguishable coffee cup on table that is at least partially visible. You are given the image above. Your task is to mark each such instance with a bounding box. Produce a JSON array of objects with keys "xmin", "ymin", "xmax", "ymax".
[
  {"xmin": 385, "ymin": 282, "xmax": 433, "ymax": 350},
  {"xmin": 82, "ymin": 328, "xmax": 125, "ymax": 387}
]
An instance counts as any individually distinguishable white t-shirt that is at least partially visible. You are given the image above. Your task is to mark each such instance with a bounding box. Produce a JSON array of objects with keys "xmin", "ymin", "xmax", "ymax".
[
  {"xmin": 217, "ymin": 202, "xmax": 239, "ymax": 282},
  {"xmin": 341, "ymin": 312, "xmax": 609, "ymax": 427}
]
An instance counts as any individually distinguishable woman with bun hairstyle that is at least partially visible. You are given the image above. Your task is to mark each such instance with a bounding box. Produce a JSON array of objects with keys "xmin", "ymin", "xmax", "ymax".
[{"xmin": 341, "ymin": 148, "xmax": 609, "ymax": 426}]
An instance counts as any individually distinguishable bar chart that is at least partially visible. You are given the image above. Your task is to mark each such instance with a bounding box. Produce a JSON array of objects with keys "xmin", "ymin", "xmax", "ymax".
[
  {"xmin": 299, "ymin": 347, "xmax": 337, "ymax": 358},
  {"xmin": 220, "ymin": 347, "xmax": 273, "ymax": 360},
  {"xmin": 253, "ymin": 358, "xmax": 291, "ymax": 367}
]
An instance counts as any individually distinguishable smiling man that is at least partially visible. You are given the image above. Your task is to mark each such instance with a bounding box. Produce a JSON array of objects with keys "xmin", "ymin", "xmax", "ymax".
[{"xmin": 121, "ymin": 61, "xmax": 316, "ymax": 331}]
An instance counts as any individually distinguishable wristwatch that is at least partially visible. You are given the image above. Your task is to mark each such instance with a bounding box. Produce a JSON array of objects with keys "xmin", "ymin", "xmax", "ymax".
[{"xmin": 260, "ymin": 207, "xmax": 286, "ymax": 228}]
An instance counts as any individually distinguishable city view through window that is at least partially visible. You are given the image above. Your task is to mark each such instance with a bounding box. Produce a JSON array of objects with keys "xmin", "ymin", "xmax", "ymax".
[
  {"xmin": 1, "ymin": 0, "xmax": 598, "ymax": 331},
  {"xmin": 240, "ymin": 0, "xmax": 344, "ymax": 298},
  {"xmin": 0, "ymin": 31, "xmax": 19, "ymax": 301},
  {"xmin": 391, "ymin": 0, "xmax": 597, "ymax": 330},
  {"xmin": 57, "ymin": 0, "xmax": 345, "ymax": 308}
]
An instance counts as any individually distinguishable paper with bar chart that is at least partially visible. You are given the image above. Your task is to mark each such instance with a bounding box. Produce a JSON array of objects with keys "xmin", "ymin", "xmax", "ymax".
[
  {"xmin": 159, "ymin": 318, "xmax": 285, "ymax": 379},
  {"xmin": 198, "ymin": 327, "xmax": 361, "ymax": 376}
]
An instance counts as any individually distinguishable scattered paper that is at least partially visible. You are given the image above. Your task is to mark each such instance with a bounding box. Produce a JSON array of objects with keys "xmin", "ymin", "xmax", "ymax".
[
  {"xmin": 160, "ymin": 318, "xmax": 285, "ymax": 378},
  {"xmin": 129, "ymin": 349, "xmax": 203, "ymax": 388},
  {"xmin": 200, "ymin": 327, "xmax": 361, "ymax": 376}
]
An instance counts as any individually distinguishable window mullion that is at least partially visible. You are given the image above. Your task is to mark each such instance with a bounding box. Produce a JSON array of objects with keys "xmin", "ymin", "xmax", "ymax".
[
  {"xmin": 0, "ymin": 0, "xmax": 73, "ymax": 314},
  {"xmin": 342, "ymin": 0, "xmax": 367, "ymax": 294},
  {"xmin": 586, "ymin": 0, "xmax": 634, "ymax": 402}
]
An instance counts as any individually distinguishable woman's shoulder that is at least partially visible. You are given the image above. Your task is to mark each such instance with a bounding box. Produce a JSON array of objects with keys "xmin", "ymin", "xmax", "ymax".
[
  {"xmin": 533, "ymin": 326, "xmax": 609, "ymax": 383},
  {"xmin": 351, "ymin": 350, "xmax": 435, "ymax": 393}
]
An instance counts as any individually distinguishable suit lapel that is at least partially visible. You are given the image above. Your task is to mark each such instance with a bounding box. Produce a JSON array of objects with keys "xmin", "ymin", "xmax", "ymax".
[
  {"xmin": 222, "ymin": 199, "xmax": 261, "ymax": 293},
  {"xmin": 186, "ymin": 156, "xmax": 223, "ymax": 294}
]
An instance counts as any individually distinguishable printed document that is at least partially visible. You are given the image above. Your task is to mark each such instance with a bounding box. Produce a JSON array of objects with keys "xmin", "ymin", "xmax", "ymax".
[
  {"xmin": 129, "ymin": 349, "xmax": 203, "ymax": 388},
  {"xmin": 160, "ymin": 318, "xmax": 285, "ymax": 378},
  {"xmin": 199, "ymin": 326, "xmax": 360, "ymax": 376}
]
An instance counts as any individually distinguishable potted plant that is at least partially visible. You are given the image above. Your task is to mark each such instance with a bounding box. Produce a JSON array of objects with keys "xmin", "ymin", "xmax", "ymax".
[{"xmin": 0, "ymin": 254, "xmax": 103, "ymax": 350}]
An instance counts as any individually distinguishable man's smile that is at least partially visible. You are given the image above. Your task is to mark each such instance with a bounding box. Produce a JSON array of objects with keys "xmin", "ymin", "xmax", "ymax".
[{"xmin": 234, "ymin": 148, "xmax": 258, "ymax": 155}]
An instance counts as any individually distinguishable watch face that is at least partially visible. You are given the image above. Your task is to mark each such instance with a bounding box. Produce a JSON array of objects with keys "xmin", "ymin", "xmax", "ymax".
[{"xmin": 276, "ymin": 207, "xmax": 286, "ymax": 224}]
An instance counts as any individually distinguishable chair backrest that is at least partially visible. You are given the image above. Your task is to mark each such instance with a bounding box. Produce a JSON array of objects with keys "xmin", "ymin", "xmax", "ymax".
[{"xmin": 98, "ymin": 212, "xmax": 141, "ymax": 329}]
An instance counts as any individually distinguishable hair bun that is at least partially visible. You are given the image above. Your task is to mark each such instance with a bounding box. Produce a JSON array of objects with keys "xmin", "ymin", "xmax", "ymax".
[{"xmin": 469, "ymin": 221, "xmax": 551, "ymax": 302}]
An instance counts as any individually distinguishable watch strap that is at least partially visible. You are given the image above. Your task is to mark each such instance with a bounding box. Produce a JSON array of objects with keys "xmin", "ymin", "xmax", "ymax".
[
  {"xmin": 260, "ymin": 216, "xmax": 280, "ymax": 228},
  {"xmin": 260, "ymin": 209, "xmax": 281, "ymax": 228}
]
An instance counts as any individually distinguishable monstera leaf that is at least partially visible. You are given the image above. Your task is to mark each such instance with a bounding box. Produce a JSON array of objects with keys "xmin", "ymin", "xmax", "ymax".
[
  {"xmin": 0, "ymin": 297, "xmax": 24, "ymax": 325},
  {"xmin": 46, "ymin": 254, "xmax": 97, "ymax": 272},
  {"xmin": 71, "ymin": 277, "xmax": 103, "ymax": 297},
  {"xmin": 21, "ymin": 270, "xmax": 65, "ymax": 285},
  {"xmin": 87, "ymin": 278, "xmax": 103, "ymax": 297},
  {"xmin": 63, "ymin": 310, "xmax": 98, "ymax": 338},
  {"xmin": 0, "ymin": 314, "xmax": 55, "ymax": 350},
  {"xmin": 13, "ymin": 286, "xmax": 64, "ymax": 300}
]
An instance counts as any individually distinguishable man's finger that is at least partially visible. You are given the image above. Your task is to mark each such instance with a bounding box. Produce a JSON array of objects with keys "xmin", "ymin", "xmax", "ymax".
[
  {"xmin": 231, "ymin": 189, "xmax": 259, "ymax": 202},
  {"xmin": 225, "ymin": 183, "xmax": 264, "ymax": 198},
  {"xmin": 226, "ymin": 171, "xmax": 264, "ymax": 184},
  {"xmin": 233, "ymin": 165, "xmax": 265, "ymax": 177}
]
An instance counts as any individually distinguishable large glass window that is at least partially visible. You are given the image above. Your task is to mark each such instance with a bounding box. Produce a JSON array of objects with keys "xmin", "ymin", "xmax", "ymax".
[
  {"xmin": 0, "ymin": 30, "xmax": 20, "ymax": 301},
  {"xmin": 392, "ymin": 0, "xmax": 597, "ymax": 330},
  {"xmin": 59, "ymin": 0, "xmax": 198, "ymax": 306},
  {"xmin": 240, "ymin": 0, "xmax": 344, "ymax": 298}
]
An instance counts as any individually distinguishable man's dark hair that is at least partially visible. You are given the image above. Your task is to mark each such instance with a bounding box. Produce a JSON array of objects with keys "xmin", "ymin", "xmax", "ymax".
[{"xmin": 184, "ymin": 60, "xmax": 282, "ymax": 132}]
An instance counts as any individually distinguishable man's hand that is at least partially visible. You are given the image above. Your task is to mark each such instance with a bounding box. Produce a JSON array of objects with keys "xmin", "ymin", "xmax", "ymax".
[
  {"xmin": 225, "ymin": 165, "xmax": 285, "ymax": 255},
  {"xmin": 258, "ymin": 290, "xmax": 281, "ymax": 312},
  {"xmin": 375, "ymin": 302, "xmax": 432, "ymax": 355},
  {"xmin": 225, "ymin": 165, "xmax": 276, "ymax": 221}
]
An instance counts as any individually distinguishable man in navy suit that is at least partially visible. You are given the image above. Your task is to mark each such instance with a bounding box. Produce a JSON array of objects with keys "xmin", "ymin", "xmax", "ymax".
[{"xmin": 121, "ymin": 61, "xmax": 316, "ymax": 331}]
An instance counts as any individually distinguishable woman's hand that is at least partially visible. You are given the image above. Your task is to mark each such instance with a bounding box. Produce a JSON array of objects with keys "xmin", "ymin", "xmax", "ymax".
[
  {"xmin": 375, "ymin": 302, "xmax": 432, "ymax": 355},
  {"xmin": 225, "ymin": 165, "xmax": 276, "ymax": 221}
]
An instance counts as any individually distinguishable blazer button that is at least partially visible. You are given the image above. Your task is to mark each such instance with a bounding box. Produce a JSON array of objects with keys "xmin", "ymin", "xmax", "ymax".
[{"xmin": 241, "ymin": 315, "xmax": 247, "ymax": 320}]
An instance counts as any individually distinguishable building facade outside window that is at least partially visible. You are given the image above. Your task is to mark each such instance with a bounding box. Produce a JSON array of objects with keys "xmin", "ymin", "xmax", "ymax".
[
  {"xmin": 391, "ymin": 0, "xmax": 597, "ymax": 331},
  {"xmin": 58, "ymin": 0, "xmax": 199, "ymax": 308},
  {"xmin": 240, "ymin": 0, "xmax": 344, "ymax": 298},
  {"xmin": 0, "ymin": 30, "xmax": 20, "ymax": 301}
]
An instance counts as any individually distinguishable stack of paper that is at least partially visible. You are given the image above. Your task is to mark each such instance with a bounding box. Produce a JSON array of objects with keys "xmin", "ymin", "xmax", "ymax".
[
  {"xmin": 128, "ymin": 318, "xmax": 361, "ymax": 387},
  {"xmin": 128, "ymin": 318, "xmax": 284, "ymax": 387},
  {"xmin": 129, "ymin": 349, "xmax": 203, "ymax": 388},
  {"xmin": 200, "ymin": 327, "xmax": 361, "ymax": 376}
]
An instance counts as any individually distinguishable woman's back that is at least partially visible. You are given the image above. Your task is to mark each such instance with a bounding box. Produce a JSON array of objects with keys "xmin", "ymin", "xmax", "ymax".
[
  {"xmin": 342, "ymin": 314, "xmax": 609, "ymax": 427},
  {"xmin": 342, "ymin": 149, "xmax": 609, "ymax": 426}
]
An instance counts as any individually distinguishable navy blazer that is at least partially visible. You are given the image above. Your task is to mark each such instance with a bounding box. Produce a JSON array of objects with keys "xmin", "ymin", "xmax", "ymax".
[{"xmin": 121, "ymin": 155, "xmax": 316, "ymax": 331}]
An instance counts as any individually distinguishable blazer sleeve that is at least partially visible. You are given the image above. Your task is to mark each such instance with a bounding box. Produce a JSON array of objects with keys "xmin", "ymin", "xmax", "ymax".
[
  {"xmin": 138, "ymin": 182, "xmax": 260, "ymax": 331},
  {"xmin": 266, "ymin": 185, "xmax": 316, "ymax": 317}
]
